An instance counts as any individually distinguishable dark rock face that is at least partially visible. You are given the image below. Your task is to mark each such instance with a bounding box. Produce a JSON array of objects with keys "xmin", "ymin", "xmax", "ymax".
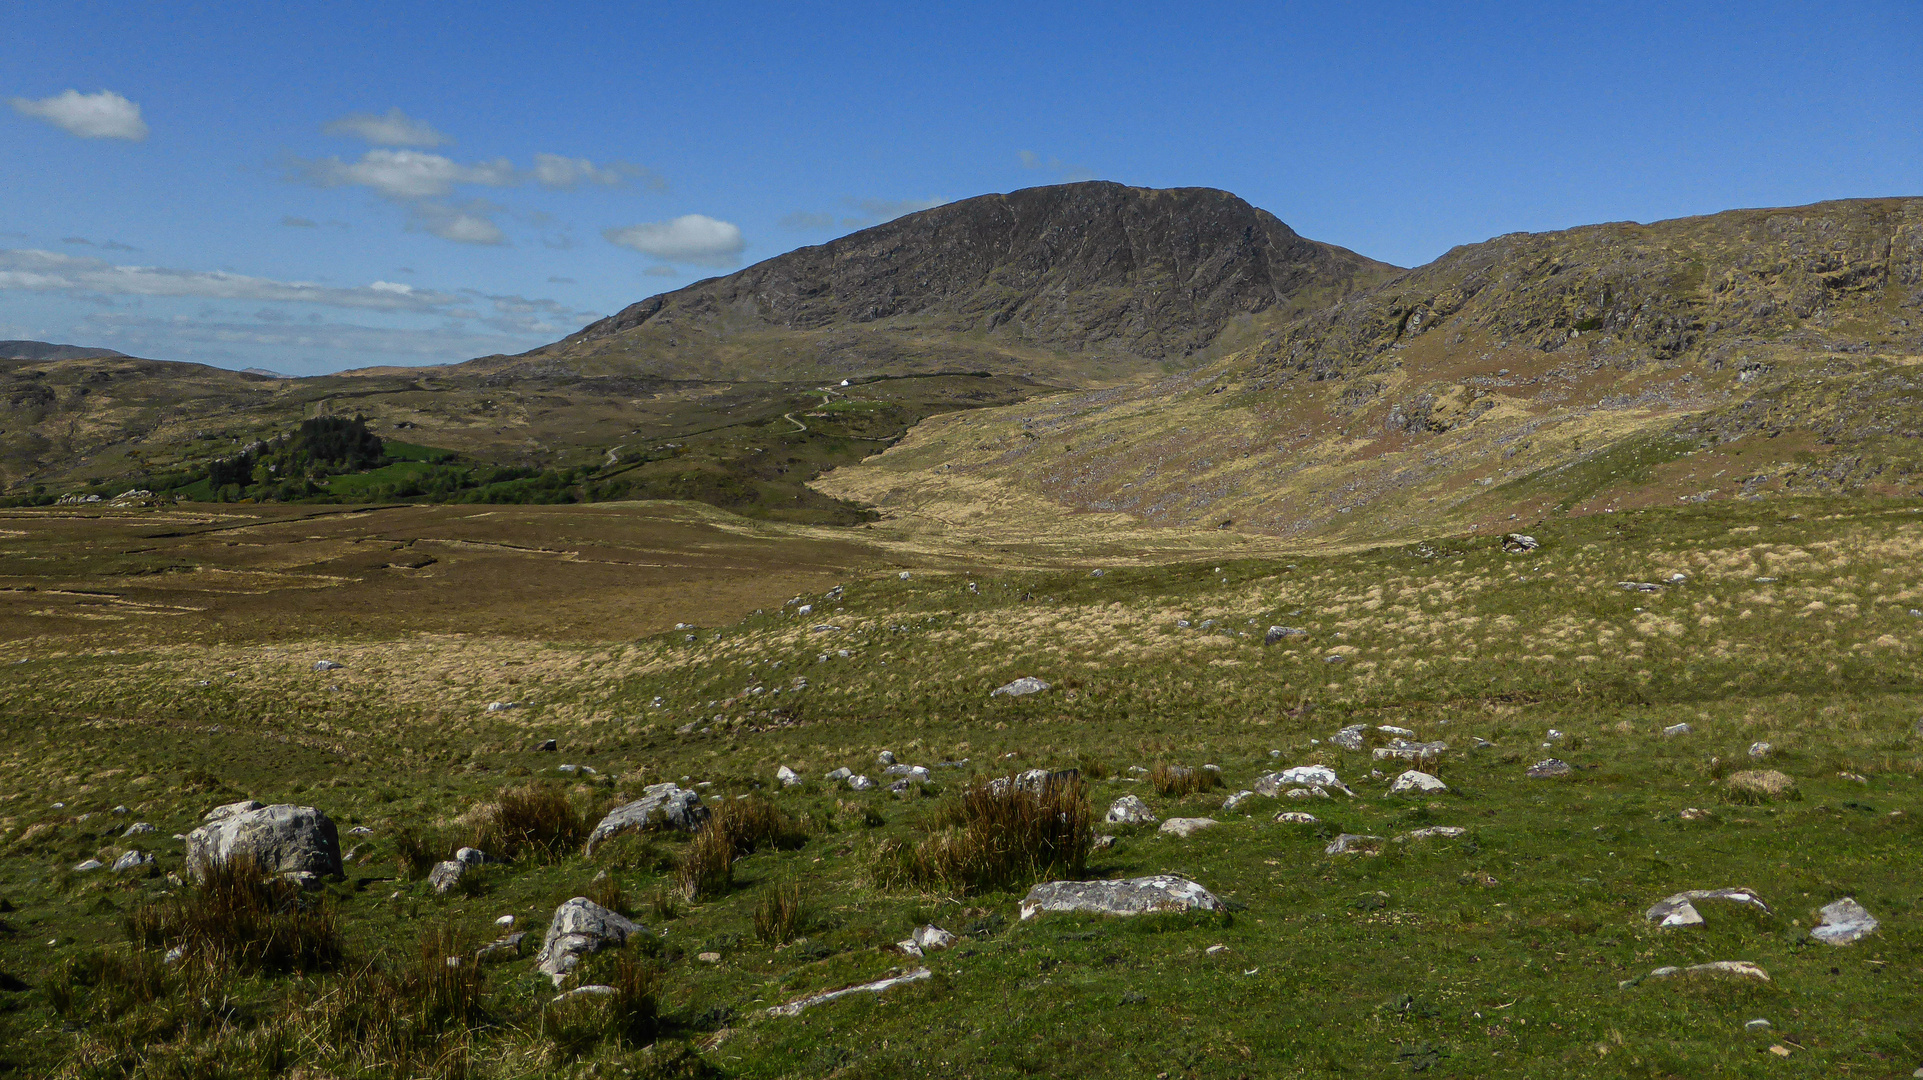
[{"xmin": 544, "ymin": 182, "xmax": 1391, "ymax": 372}]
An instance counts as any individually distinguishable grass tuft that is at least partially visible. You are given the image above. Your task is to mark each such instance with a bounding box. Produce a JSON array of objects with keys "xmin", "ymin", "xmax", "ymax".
[
  {"xmin": 468, "ymin": 783, "xmax": 587, "ymax": 862},
  {"xmin": 873, "ymin": 774, "xmax": 1092, "ymax": 893},
  {"xmin": 752, "ymin": 882, "xmax": 806, "ymax": 945},
  {"xmin": 126, "ymin": 856, "xmax": 343, "ymax": 975},
  {"xmin": 1150, "ymin": 764, "xmax": 1223, "ymax": 797}
]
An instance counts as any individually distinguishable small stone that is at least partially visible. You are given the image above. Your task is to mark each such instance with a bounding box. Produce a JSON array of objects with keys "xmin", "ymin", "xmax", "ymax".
[
  {"xmin": 877, "ymin": 750, "xmax": 897, "ymax": 766},
  {"xmin": 1324, "ymin": 834, "xmax": 1381, "ymax": 856},
  {"xmin": 1220, "ymin": 790, "xmax": 1256, "ymax": 812},
  {"xmin": 1105, "ymin": 795, "xmax": 1158, "ymax": 825},
  {"xmin": 1662, "ymin": 723, "xmax": 1692, "ymax": 738},
  {"xmin": 73, "ymin": 859, "xmax": 104, "ymax": 872},
  {"xmin": 1526, "ymin": 758, "xmax": 1574, "ymax": 779},
  {"xmin": 123, "ymin": 822, "xmax": 156, "ymax": 837},
  {"xmin": 428, "ymin": 861, "xmax": 467, "ymax": 893},
  {"xmin": 486, "ymin": 701, "xmax": 520, "ymax": 712},
  {"xmin": 1747, "ymin": 742, "xmax": 1772, "ymax": 759},
  {"xmin": 536, "ymin": 738, "xmax": 557, "ymax": 752},
  {"xmin": 1645, "ymin": 888, "xmax": 1771, "ymax": 927},
  {"xmin": 112, "ymin": 850, "xmax": 154, "ymax": 873},
  {"xmin": 697, "ymin": 951, "xmax": 722, "ymax": 963},
  {"xmin": 313, "ymin": 659, "xmax": 344, "ymax": 672},
  {"xmin": 777, "ymin": 766, "xmax": 801, "ymax": 787},
  {"xmin": 847, "ymin": 775, "xmax": 876, "ymax": 791},
  {"xmin": 348, "ymin": 826, "xmax": 374, "ymax": 836},
  {"xmin": 1158, "ymin": 817, "xmax": 1218, "ymax": 838},
  {"xmin": 1264, "ymin": 625, "xmax": 1306, "ymax": 644},
  {"xmin": 1395, "ymin": 826, "xmax": 1466, "ymax": 843},
  {"xmin": 1019, "ymin": 875, "xmax": 1223, "ymax": 920},
  {"xmin": 1390, "ymin": 770, "xmax": 1447, "ymax": 795},
  {"xmin": 1273, "ymin": 811, "xmax": 1318, "ymax": 824},
  {"xmin": 912, "ymin": 925, "xmax": 956, "ymax": 951},
  {"xmin": 496, "ymin": 915, "xmax": 515, "ymax": 928},
  {"xmin": 990, "ymin": 676, "xmax": 1051, "ymax": 698},
  {"xmin": 1205, "ymin": 944, "xmax": 1229, "ymax": 956},
  {"xmin": 1254, "ymin": 765, "xmax": 1354, "ymax": 797},
  {"xmin": 1376, "ymin": 725, "xmax": 1415, "ymax": 737},
  {"xmin": 1678, "ymin": 807, "xmax": 1712, "ymax": 821},
  {"xmin": 1744, "ymin": 1019, "xmax": 1771, "ymax": 1031},
  {"xmin": 1810, "ymin": 897, "xmax": 1878, "ymax": 945},
  {"xmin": 1329, "ymin": 724, "xmax": 1369, "ymax": 751}
]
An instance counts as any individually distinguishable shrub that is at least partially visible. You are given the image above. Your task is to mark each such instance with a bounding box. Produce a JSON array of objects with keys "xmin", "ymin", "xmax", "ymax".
[
  {"xmin": 1150, "ymin": 764, "xmax": 1222, "ymax": 797},
  {"xmin": 874, "ymin": 775, "xmax": 1092, "ymax": 894},
  {"xmin": 469, "ymin": 783, "xmax": 587, "ymax": 861},
  {"xmin": 753, "ymin": 882, "xmax": 806, "ymax": 945},
  {"xmin": 126, "ymin": 856, "xmax": 343, "ymax": 974}
]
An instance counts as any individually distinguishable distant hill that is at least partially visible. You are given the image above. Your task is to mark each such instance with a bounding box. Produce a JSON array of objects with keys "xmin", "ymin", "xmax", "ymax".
[
  {"xmin": 819, "ymin": 197, "xmax": 1923, "ymax": 541},
  {"xmin": 479, "ymin": 181, "xmax": 1396, "ymax": 383},
  {"xmin": 0, "ymin": 340, "xmax": 130, "ymax": 362}
]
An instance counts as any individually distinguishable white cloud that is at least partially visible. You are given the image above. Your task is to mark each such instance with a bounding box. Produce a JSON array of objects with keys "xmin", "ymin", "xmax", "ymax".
[
  {"xmin": 296, "ymin": 149, "xmax": 517, "ymax": 199},
  {"xmin": 532, "ymin": 153, "xmax": 664, "ymax": 191},
  {"xmin": 9, "ymin": 89, "xmax": 148, "ymax": 140},
  {"xmin": 602, "ymin": 215, "xmax": 745, "ymax": 267},
  {"xmin": 322, "ymin": 108, "xmax": 449, "ymax": 147},
  {"xmin": 0, "ymin": 248, "xmax": 464, "ymax": 312}
]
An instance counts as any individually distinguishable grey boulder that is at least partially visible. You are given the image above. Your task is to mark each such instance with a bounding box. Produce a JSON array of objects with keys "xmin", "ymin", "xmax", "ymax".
[
  {"xmin": 1645, "ymin": 888, "xmax": 1772, "ymax": 928},
  {"xmin": 1389, "ymin": 771, "xmax": 1448, "ymax": 795},
  {"xmin": 1810, "ymin": 897, "xmax": 1879, "ymax": 945},
  {"xmin": 534, "ymin": 897, "xmax": 643, "ymax": 986},
  {"xmin": 1158, "ymin": 817, "xmax": 1218, "ymax": 838},
  {"xmin": 991, "ymin": 676, "xmax": 1051, "ymax": 698},
  {"xmin": 1105, "ymin": 795, "xmax": 1158, "ymax": 825},
  {"xmin": 186, "ymin": 803, "xmax": 342, "ymax": 880},
  {"xmin": 1526, "ymin": 759, "xmax": 1574, "ymax": 779},
  {"xmin": 1324, "ymin": 833, "xmax": 1382, "ymax": 855},
  {"xmin": 1020, "ymin": 875, "xmax": 1223, "ymax": 920},
  {"xmin": 113, "ymin": 850, "xmax": 155, "ymax": 873},
  {"xmin": 584, "ymin": 783, "xmax": 708, "ymax": 854},
  {"xmin": 1254, "ymin": 765, "xmax": 1354, "ymax": 797},
  {"xmin": 1329, "ymin": 724, "xmax": 1369, "ymax": 751}
]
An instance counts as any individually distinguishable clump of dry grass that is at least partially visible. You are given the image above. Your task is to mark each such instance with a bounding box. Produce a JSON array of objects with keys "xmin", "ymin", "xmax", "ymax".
[
  {"xmin": 295, "ymin": 922, "xmax": 488, "ymax": 1080},
  {"xmin": 873, "ymin": 775, "xmax": 1092, "ymax": 894},
  {"xmin": 541, "ymin": 947, "xmax": 663, "ymax": 1057},
  {"xmin": 586, "ymin": 873, "xmax": 630, "ymax": 917},
  {"xmin": 676, "ymin": 798, "xmax": 808, "ymax": 901},
  {"xmin": 1150, "ymin": 764, "xmax": 1223, "ymax": 797},
  {"xmin": 753, "ymin": 882, "xmax": 807, "ymax": 945},
  {"xmin": 468, "ymin": 783, "xmax": 587, "ymax": 861},
  {"xmin": 126, "ymin": 856, "xmax": 343, "ymax": 975}
]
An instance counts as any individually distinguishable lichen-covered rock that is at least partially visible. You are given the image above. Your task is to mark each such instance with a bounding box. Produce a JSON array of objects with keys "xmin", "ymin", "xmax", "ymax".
[
  {"xmin": 584, "ymin": 783, "xmax": 708, "ymax": 854},
  {"xmin": 990, "ymin": 676, "xmax": 1051, "ymax": 698},
  {"xmin": 1526, "ymin": 759, "xmax": 1574, "ymax": 779},
  {"xmin": 1389, "ymin": 770, "xmax": 1447, "ymax": 795},
  {"xmin": 1374, "ymin": 739, "xmax": 1448, "ymax": 763},
  {"xmin": 1254, "ymin": 766, "xmax": 1354, "ymax": 798},
  {"xmin": 535, "ymin": 897, "xmax": 643, "ymax": 986},
  {"xmin": 1019, "ymin": 875, "xmax": 1223, "ymax": 920},
  {"xmin": 429, "ymin": 860, "xmax": 468, "ymax": 894},
  {"xmin": 1324, "ymin": 833, "xmax": 1382, "ymax": 855},
  {"xmin": 1158, "ymin": 817, "xmax": 1218, "ymax": 838},
  {"xmin": 1105, "ymin": 795, "xmax": 1157, "ymax": 825},
  {"xmin": 1645, "ymin": 887, "xmax": 1772, "ymax": 928},
  {"xmin": 112, "ymin": 850, "xmax": 155, "ymax": 873},
  {"xmin": 1810, "ymin": 897, "xmax": 1879, "ymax": 945},
  {"xmin": 202, "ymin": 799, "xmax": 264, "ymax": 822},
  {"xmin": 185, "ymin": 804, "xmax": 342, "ymax": 880},
  {"xmin": 1329, "ymin": 724, "xmax": 1369, "ymax": 751},
  {"xmin": 1273, "ymin": 811, "xmax": 1319, "ymax": 824}
]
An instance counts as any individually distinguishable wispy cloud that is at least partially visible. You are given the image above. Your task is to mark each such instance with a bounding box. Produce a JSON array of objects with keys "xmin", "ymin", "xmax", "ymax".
[
  {"xmin": 533, "ymin": 153, "xmax": 666, "ymax": 192},
  {"xmin": 602, "ymin": 214, "xmax": 745, "ymax": 267},
  {"xmin": 84, "ymin": 312, "xmax": 554, "ymax": 369},
  {"xmin": 779, "ymin": 211, "xmax": 836, "ymax": 230},
  {"xmin": 9, "ymin": 89, "xmax": 148, "ymax": 140},
  {"xmin": 407, "ymin": 200, "xmax": 506, "ymax": 245},
  {"xmin": 1018, "ymin": 149, "xmax": 1096, "ymax": 183},
  {"xmin": 0, "ymin": 247, "xmax": 466, "ymax": 312},
  {"xmin": 295, "ymin": 149, "xmax": 518, "ymax": 199},
  {"xmin": 322, "ymin": 108, "xmax": 449, "ymax": 148}
]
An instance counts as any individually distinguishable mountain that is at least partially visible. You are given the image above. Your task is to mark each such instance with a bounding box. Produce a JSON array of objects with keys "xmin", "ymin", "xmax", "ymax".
[
  {"xmin": 481, "ymin": 181, "xmax": 1395, "ymax": 383},
  {"xmin": 818, "ymin": 197, "xmax": 1923, "ymax": 541},
  {"xmin": 0, "ymin": 340, "xmax": 130, "ymax": 362}
]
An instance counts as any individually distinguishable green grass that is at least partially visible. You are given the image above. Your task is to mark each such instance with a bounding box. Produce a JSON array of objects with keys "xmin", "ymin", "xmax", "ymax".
[{"xmin": 1, "ymin": 495, "xmax": 1920, "ymax": 1077}]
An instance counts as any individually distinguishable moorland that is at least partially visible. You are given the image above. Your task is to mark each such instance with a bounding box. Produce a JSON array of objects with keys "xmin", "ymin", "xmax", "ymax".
[{"xmin": 1, "ymin": 182, "xmax": 1920, "ymax": 1079}]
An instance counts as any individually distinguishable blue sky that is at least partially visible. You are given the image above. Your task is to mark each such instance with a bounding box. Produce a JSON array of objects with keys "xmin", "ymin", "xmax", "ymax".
[{"xmin": 2, "ymin": 1, "xmax": 1917, "ymax": 375}]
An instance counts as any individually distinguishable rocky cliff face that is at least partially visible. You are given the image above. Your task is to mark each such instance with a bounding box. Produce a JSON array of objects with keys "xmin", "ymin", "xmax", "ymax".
[{"xmin": 512, "ymin": 182, "xmax": 1394, "ymax": 381}]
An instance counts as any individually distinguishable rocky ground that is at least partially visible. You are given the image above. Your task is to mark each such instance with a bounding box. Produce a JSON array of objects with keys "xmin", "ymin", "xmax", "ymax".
[{"xmin": 0, "ymin": 494, "xmax": 1919, "ymax": 1077}]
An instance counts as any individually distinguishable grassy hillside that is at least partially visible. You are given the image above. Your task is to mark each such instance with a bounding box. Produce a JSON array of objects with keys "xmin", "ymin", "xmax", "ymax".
[
  {"xmin": 819, "ymin": 198, "xmax": 1923, "ymax": 546},
  {"xmin": 0, "ymin": 495, "xmax": 1918, "ymax": 1077}
]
